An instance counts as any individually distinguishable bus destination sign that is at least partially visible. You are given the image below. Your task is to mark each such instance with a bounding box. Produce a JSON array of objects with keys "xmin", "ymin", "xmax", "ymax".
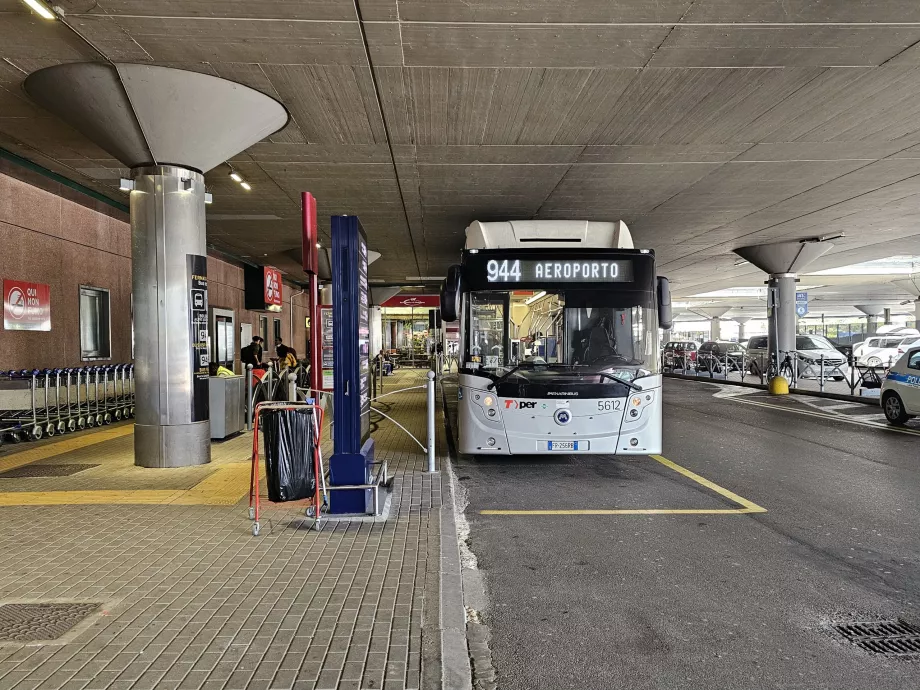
[{"xmin": 485, "ymin": 258, "xmax": 633, "ymax": 283}]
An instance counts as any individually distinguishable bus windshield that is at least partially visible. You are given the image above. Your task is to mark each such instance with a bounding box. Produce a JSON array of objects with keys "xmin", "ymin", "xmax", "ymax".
[{"xmin": 466, "ymin": 289, "xmax": 658, "ymax": 380}]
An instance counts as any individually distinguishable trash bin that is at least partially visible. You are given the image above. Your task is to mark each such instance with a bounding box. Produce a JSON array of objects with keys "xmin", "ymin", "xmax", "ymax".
[{"xmin": 260, "ymin": 408, "xmax": 316, "ymax": 502}]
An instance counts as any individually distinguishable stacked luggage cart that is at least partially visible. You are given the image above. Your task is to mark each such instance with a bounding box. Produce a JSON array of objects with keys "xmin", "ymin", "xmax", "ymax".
[{"xmin": 0, "ymin": 364, "xmax": 134, "ymax": 445}]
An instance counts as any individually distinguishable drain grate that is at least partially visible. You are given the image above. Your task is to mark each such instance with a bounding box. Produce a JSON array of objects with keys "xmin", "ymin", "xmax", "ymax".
[
  {"xmin": 832, "ymin": 620, "xmax": 920, "ymax": 656},
  {"xmin": 0, "ymin": 464, "xmax": 98, "ymax": 478},
  {"xmin": 0, "ymin": 603, "xmax": 100, "ymax": 642}
]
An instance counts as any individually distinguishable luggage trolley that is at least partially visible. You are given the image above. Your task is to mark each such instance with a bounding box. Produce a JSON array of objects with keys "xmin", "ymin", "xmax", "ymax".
[{"xmin": 248, "ymin": 401, "xmax": 327, "ymax": 536}]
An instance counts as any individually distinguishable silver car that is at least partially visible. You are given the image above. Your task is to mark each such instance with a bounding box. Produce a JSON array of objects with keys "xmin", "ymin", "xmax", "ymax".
[{"xmin": 746, "ymin": 334, "xmax": 850, "ymax": 380}]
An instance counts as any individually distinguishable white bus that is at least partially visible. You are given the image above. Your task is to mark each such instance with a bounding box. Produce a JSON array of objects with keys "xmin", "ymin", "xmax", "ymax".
[{"xmin": 440, "ymin": 220, "xmax": 672, "ymax": 456}]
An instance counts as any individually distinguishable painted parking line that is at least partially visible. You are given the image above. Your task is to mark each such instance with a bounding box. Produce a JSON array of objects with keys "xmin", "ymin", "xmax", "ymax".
[
  {"xmin": 480, "ymin": 454, "xmax": 766, "ymax": 516},
  {"xmin": 729, "ymin": 395, "xmax": 920, "ymax": 436}
]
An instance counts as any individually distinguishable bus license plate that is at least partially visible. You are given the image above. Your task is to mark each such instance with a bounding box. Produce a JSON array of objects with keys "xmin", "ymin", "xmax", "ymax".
[{"xmin": 548, "ymin": 441, "xmax": 583, "ymax": 451}]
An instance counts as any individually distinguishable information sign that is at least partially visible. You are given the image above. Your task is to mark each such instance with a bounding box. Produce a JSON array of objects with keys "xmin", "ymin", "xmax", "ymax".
[
  {"xmin": 187, "ymin": 255, "xmax": 210, "ymax": 421},
  {"xmin": 3, "ymin": 279, "xmax": 51, "ymax": 331}
]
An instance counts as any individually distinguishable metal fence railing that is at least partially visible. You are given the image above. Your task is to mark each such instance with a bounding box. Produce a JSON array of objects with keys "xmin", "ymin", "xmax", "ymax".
[{"xmin": 662, "ymin": 350, "xmax": 896, "ymax": 396}]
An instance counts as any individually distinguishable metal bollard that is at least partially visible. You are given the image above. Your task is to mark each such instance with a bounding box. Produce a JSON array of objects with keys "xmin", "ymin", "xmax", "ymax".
[
  {"xmin": 848, "ymin": 354, "xmax": 857, "ymax": 395},
  {"xmin": 426, "ymin": 370, "xmax": 436, "ymax": 473},
  {"xmin": 287, "ymin": 372, "xmax": 297, "ymax": 402},
  {"xmin": 819, "ymin": 355, "xmax": 825, "ymax": 392},
  {"xmin": 246, "ymin": 364, "xmax": 254, "ymax": 431}
]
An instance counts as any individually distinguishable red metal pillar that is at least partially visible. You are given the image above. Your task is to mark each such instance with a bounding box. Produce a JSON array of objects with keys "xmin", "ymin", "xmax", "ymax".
[{"xmin": 301, "ymin": 192, "xmax": 322, "ymax": 395}]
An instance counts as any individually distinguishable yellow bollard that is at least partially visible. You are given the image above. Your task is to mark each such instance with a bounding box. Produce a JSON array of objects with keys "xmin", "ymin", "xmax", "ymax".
[{"xmin": 768, "ymin": 376, "xmax": 789, "ymax": 395}]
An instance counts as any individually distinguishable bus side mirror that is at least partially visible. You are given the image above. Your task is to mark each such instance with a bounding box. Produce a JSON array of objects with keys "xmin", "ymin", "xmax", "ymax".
[
  {"xmin": 657, "ymin": 276, "xmax": 672, "ymax": 330},
  {"xmin": 440, "ymin": 264, "xmax": 462, "ymax": 322}
]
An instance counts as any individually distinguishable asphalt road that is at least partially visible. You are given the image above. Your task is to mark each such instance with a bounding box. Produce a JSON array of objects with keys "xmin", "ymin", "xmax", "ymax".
[{"xmin": 445, "ymin": 377, "xmax": 920, "ymax": 690}]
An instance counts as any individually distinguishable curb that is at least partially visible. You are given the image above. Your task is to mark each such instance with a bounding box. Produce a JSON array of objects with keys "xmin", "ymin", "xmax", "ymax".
[
  {"xmin": 438, "ymin": 382, "xmax": 474, "ymax": 690},
  {"xmin": 663, "ymin": 372, "xmax": 880, "ymax": 406}
]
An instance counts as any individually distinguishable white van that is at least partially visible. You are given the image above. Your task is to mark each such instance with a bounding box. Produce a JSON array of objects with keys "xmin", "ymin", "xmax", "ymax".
[{"xmin": 746, "ymin": 334, "xmax": 850, "ymax": 380}]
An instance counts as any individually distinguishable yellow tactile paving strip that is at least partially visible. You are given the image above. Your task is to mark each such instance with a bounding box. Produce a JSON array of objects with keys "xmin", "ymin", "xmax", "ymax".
[
  {"xmin": 0, "ymin": 425, "xmax": 134, "ymax": 474},
  {"xmin": 0, "ymin": 424, "xmax": 257, "ymax": 507}
]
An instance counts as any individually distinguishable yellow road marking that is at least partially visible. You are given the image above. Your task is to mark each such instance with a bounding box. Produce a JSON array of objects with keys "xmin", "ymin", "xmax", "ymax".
[
  {"xmin": 650, "ymin": 454, "xmax": 766, "ymax": 513},
  {"xmin": 0, "ymin": 425, "xmax": 134, "ymax": 474},
  {"xmin": 480, "ymin": 454, "xmax": 766, "ymax": 516}
]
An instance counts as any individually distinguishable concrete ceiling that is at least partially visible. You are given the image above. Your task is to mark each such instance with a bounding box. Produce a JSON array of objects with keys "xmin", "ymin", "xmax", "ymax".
[{"xmin": 3, "ymin": 0, "xmax": 920, "ymax": 295}]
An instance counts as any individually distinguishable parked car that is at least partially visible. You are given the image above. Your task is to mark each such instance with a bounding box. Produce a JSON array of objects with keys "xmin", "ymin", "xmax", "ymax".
[
  {"xmin": 746, "ymin": 334, "xmax": 850, "ymax": 380},
  {"xmin": 662, "ymin": 341, "xmax": 698, "ymax": 370},
  {"xmin": 897, "ymin": 335, "xmax": 920, "ymax": 356},
  {"xmin": 880, "ymin": 347, "xmax": 920, "ymax": 425},
  {"xmin": 832, "ymin": 341, "xmax": 855, "ymax": 360},
  {"xmin": 853, "ymin": 335, "xmax": 913, "ymax": 367},
  {"xmin": 697, "ymin": 341, "xmax": 745, "ymax": 373}
]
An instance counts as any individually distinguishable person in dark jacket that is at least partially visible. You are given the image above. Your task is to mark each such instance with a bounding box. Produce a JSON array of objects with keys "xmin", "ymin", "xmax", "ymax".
[{"xmin": 241, "ymin": 336, "xmax": 264, "ymax": 368}]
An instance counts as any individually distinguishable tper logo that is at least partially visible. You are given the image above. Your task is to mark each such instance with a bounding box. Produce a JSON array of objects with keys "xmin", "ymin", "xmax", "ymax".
[{"xmin": 504, "ymin": 400, "xmax": 537, "ymax": 410}]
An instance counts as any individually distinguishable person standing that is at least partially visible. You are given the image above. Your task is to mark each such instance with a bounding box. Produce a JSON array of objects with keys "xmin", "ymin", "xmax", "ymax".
[{"xmin": 241, "ymin": 336, "xmax": 264, "ymax": 369}]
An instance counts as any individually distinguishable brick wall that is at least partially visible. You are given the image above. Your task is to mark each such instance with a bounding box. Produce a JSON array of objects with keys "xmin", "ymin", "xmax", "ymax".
[{"xmin": 0, "ymin": 166, "xmax": 305, "ymax": 372}]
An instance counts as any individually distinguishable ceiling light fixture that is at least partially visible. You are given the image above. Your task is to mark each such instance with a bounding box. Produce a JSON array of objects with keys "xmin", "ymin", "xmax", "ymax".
[
  {"xmin": 240, "ymin": 182, "xmax": 252, "ymax": 191},
  {"xmin": 229, "ymin": 171, "xmax": 242, "ymax": 183},
  {"xmin": 22, "ymin": 0, "xmax": 55, "ymax": 20},
  {"xmin": 315, "ymin": 242, "xmax": 321, "ymax": 249},
  {"xmin": 119, "ymin": 178, "xmax": 134, "ymax": 191},
  {"xmin": 204, "ymin": 193, "xmax": 213, "ymax": 205},
  {"xmin": 524, "ymin": 291, "xmax": 547, "ymax": 305}
]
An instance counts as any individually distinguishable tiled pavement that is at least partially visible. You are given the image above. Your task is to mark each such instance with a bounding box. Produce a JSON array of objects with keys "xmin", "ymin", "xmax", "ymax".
[{"xmin": 0, "ymin": 368, "xmax": 447, "ymax": 690}]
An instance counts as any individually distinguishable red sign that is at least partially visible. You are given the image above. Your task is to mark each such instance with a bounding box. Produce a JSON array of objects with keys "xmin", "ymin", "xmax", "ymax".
[
  {"xmin": 264, "ymin": 267, "xmax": 282, "ymax": 308},
  {"xmin": 381, "ymin": 294, "xmax": 440, "ymax": 308},
  {"xmin": 301, "ymin": 192, "xmax": 318, "ymax": 274},
  {"xmin": 3, "ymin": 280, "xmax": 51, "ymax": 331}
]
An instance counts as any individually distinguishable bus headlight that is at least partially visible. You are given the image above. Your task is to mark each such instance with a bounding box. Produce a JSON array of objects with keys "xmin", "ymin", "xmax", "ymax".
[
  {"xmin": 487, "ymin": 408, "xmax": 496, "ymax": 417},
  {"xmin": 487, "ymin": 437, "xmax": 496, "ymax": 446},
  {"xmin": 484, "ymin": 395, "xmax": 494, "ymax": 406}
]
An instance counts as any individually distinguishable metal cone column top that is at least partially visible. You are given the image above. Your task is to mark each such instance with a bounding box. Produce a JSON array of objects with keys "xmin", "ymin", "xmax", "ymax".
[
  {"xmin": 733, "ymin": 240, "xmax": 833, "ymax": 277},
  {"xmin": 24, "ymin": 64, "xmax": 288, "ymax": 468},
  {"xmin": 854, "ymin": 305, "xmax": 885, "ymax": 317},
  {"xmin": 693, "ymin": 306, "xmax": 731, "ymax": 320},
  {"xmin": 24, "ymin": 63, "xmax": 288, "ymax": 172}
]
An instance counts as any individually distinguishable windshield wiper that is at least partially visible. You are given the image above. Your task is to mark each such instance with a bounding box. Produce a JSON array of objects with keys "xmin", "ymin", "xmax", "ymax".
[
  {"xmin": 596, "ymin": 371, "xmax": 643, "ymax": 392},
  {"xmin": 486, "ymin": 363, "xmax": 532, "ymax": 390}
]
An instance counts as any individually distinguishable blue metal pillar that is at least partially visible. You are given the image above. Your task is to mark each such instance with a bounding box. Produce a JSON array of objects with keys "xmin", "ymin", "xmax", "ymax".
[{"xmin": 329, "ymin": 215, "xmax": 374, "ymax": 513}]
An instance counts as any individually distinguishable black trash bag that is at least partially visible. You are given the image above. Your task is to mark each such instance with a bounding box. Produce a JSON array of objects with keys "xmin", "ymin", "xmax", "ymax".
[{"xmin": 261, "ymin": 409, "xmax": 315, "ymax": 502}]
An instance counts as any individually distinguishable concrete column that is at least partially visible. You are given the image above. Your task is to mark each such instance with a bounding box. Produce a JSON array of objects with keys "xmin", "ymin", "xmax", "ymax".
[
  {"xmin": 734, "ymin": 239, "xmax": 833, "ymax": 374},
  {"xmin": 132, "ymin": 166, "xmax": 210, "ymax": 467},
  {"xmin": 23, "ymin": 62, "xmax": 287, "ymax": 467},
  {"xmin": 694, "ymin": 307, "xmax": 730, "ymax": 340},
  {"xmin": 855, "ymin": 305, "xmax": 884, "ymax": 336},
  {"xmin": 734, "ymin": 316, "xmax": 752, "ymax": 341},
  {"xmin": 710, "ymin": 318, "xmax": 722, "ymax": 340},
  {"xmin": 768, "ymin": 273, "xmax": 797, "ymax": 357}
]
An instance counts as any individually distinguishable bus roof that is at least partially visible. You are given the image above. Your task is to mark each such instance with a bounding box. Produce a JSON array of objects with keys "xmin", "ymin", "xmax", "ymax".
[{"xmin": 465, "ymin": 220, "xmax": 634, "ymax": 250}]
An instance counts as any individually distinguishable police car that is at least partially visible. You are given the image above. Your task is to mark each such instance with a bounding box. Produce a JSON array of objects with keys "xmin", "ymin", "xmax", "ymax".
[{"xmin": 880, "ymin": 347, "xmax": 920, "ymax": 425}]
